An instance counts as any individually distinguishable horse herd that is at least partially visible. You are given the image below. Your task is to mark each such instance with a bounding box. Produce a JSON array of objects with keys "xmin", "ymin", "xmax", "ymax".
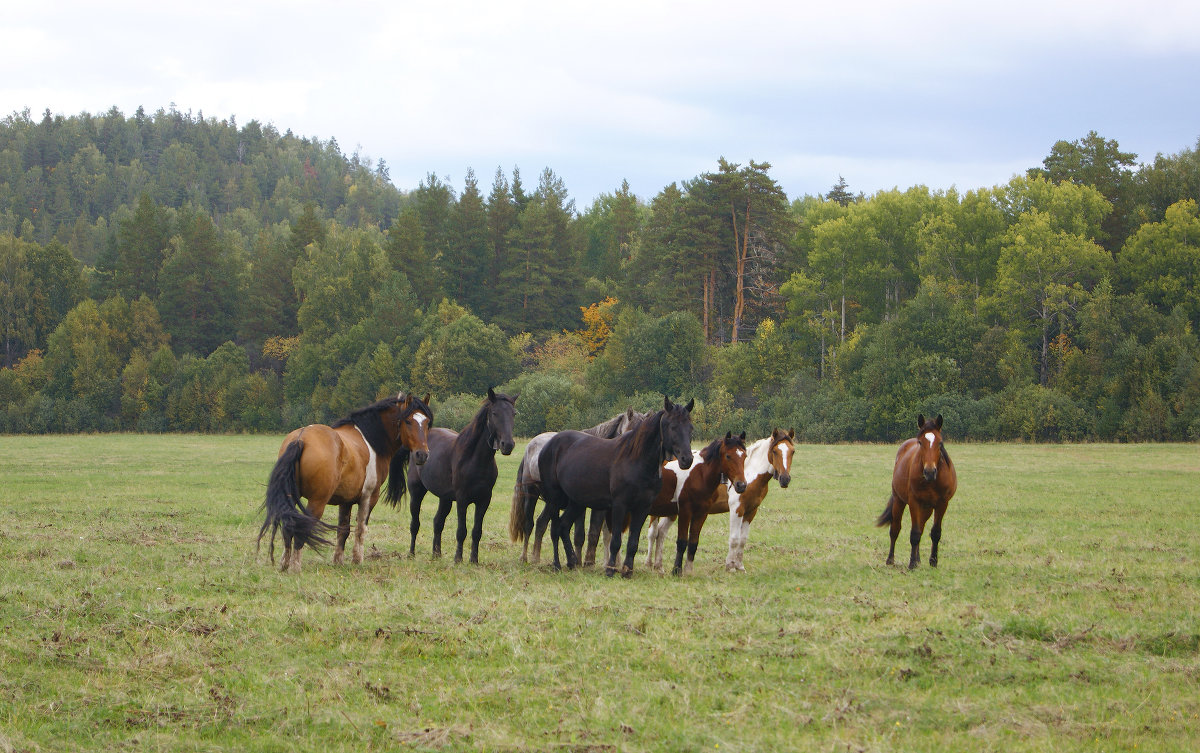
[{"xmin": 258, "ymin": 391, "xmax": 957, "ymax": 577}]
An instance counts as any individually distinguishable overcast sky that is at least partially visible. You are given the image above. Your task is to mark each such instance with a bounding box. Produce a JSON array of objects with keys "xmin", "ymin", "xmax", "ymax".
[{"xmin": 6, "ymin": 1, "xmax": 1200, "ymax": 206}]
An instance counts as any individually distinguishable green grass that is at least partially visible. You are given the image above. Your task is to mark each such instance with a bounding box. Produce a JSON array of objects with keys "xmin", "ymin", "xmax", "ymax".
[{"xmin": 1, "ymin": 435, "xmax": 1197, "ymax": 752}]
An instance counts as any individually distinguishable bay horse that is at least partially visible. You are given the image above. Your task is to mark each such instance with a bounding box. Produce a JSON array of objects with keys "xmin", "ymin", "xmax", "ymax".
[
  {"xmin": 876, "ymin": 414, "xmax": 956, "ymax": 569},
  {"xmin": 534, "ymin": 396, "xmax": 694, "ymax": 577},
  {"xmin": 398, "ymin": 388, "xmax": 517, "ymax": 564},
  {"xmin": 257, "ymin": 393, "xmax": 433, "ymax": 573},
  {"xmin": 641, "ymin": 432, "xmax": 748, "ymax": 575},
  {"xmin": 508, "ymin": 408, "xmax": 648, "ymax": 564},
  {"xmin": 647, "ymin": 428, "xmax": 793, "ymax": 573}
]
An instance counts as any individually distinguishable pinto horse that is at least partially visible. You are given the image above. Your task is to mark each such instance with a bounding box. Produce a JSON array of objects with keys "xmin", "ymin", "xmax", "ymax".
[
  {"xmin": 399, "ymin": 388, "xmax": 517, "ymax": 564},
  {"xmin": 647, "ymin": 428, "xmax": 794, "ymax": 573},
  {"xmin": 535, "ymin": 396, "xmax": 694, "ymax": 577},
  {"xmin": 258, "ymin": 393, "xmax": 433, "ymax": 573},
  {"xmin": 638, "ymin": 432, "xmax": 748, "ymax": 575},
  {"xmin": 876, "ymin": 414, "xmax": 956, "ymax": 569},
  {"xmin": 508, "ymin": 408, "xmax": 648, "ymax": 564}
]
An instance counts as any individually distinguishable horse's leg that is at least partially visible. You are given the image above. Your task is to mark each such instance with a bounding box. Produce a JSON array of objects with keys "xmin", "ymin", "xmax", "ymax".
[
  {"xmin": 584, "ymin": 509, "xmax": 606, "ymax": 567},
  {"xmin": 469, "ymin": 500, "xmax": 490, "ymax": 564},
  {"xmin": 408, "ymin": 485, "xmax": 427, "ymax": 558},
  {"xmin": 280, "ymin": 532, "xmax": 294, "ymax": 572},
  {"xmin": 453, "ymin": 500, "xmax": 471, "ymax": 564},
  {"xmin": 531, "ymin": 502, "xmax": 552, "ymax": 565},
  {"xmin": 333, "ymin": 504, "xmax": 352, "ymax": 565},
  {"xmin": 907, "ymin": 503, "xmax": 925, "ymax": 570},
  {"xmin": 431, "ymin": 496, "xmax": 454, "ymax": 558},
  {"xmin": 886, "ymin": 493, "xmax": 902, "ymax": 566},
  {"xmin": 604, "ymin": 503, "xmax": 625, "ymax": 577},
  {"xmin": 558, "ymin": 505, "xmax": 582, "ymax": 570},
  {"xmin": 735, "ymin": 516, "xmax": 752, "ymax": 571},
  {"xmin": 622, "ymin": 506, "xmax": 649, "ymax": 579},
  {"xmin": 726, "ymin": 510, "xmax": 744, "ymax": 571},
  {"xmin": 289, "ymin": 499, "xmax": 326, "ymax": 574},
  {"xmin": 672, "ymin": 504, "xmax": 692, "ymax": 576},
  {"xmin": 548, "ymin": 507, "xmax": 563, "ymax": 571},
  {"xmin": 572, "ymin": 511, "xmax": 586, "ymax": 561},
  {"xmin": 645, "ymin": 517, "xmax": 659, "ymax": 569},
  {"xmin": 601, "ymin": 516, "xmax": 614, "ymax": 568},
  {"xmin": 683, "ymin": 511, "xmax": 709, "ymax": 576},
  {"xmin": 352, "ymin": 499, "xmax": 370, "ymax": 564},
  {"xmin": 929, "ymin": 503, "xmax": 946, "ymax": 567}
]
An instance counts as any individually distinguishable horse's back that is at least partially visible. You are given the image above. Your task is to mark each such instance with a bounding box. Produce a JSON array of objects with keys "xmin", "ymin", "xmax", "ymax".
[
  {"xmin": 540, "ymin": 430, "xmax": 613, "ymax": 507},
  {"xmin": 284, "ymin": 424, "xmax": 368, "ymax": 502},
  {"xmin": 521, "ymin": 432, "xmax": 557, "ymax": 485}
]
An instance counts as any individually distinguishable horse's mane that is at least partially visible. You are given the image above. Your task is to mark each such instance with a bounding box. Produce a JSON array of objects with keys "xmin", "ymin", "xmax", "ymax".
[
  {"xmin": 697, "ymin": 437, "xmax": 724, "ymax": 466},
  {"xmin": 382, "ymin": 394, "xmax": 434, "ymax": 509},
  {"xmin": 584, "ymin": 408, "xmax": 648, "ymax": 439},
  {"xmin": 618, "ymin": 408, "xmax": 665, "ymax": 462},
  {"xmin": 332, "ymin": 396, "xmax": 401, "ymax": 456}
]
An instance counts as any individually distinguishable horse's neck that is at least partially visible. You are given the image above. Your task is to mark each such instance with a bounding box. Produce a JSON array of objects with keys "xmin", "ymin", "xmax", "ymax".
[
  {"xmin": 618, "ymin": 413, "xmax": 664, "ymax": 469},
  {"xmin": 743, "ymin": 438, "xmax": 774, "ymax": 480},
  {"xmin": 457, "ymin": 413, "xmax": 495, "ymax": 460}
]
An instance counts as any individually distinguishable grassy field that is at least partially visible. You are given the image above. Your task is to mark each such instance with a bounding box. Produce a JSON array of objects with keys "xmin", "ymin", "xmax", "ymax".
[{"xmin": 0, "ymin": 434, "xmax": 1197, "ymax": 752}]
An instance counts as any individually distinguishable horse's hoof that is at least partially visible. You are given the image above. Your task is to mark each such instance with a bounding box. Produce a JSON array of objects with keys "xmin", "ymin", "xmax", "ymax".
[
  {"xmin": 671, "ymin": 567, "xmax": 682, "ymax": 577},
  {"xmin": 908, "ymin": 561, "xmax": 919, "ymax": 570},
  {"xmin": 332, "ymin": 554, "xmax": 344, "ymax": 566},
  {"xmin": 885, "ymin": 556, "xmax": 895, "ymax": 566},
  {"xmin": 930, "ymin": 558, "xmax": 938, "ymax": 568},
  {"xmin": 621, "ymin": 569, "xmax": 633, "ymax": 580},
  {"xmin": 605, "ymin": 567, "xmax": 617, "ymax": 578}
]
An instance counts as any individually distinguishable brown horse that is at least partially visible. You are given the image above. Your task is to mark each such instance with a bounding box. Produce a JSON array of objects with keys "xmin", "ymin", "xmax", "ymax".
[
  {"xmin": 876, "ymin": 414, "xmax": 956, "ymax": 569},
  {"xmin": 647, "ymin": 428, "xmax": 794, "ymax": 573},
  {"xmin": 258, "ymin": 393, "xmax": 433, "ymax": 573},
  {"xmin": 641, "ymin": 432, "xmax": 748, "ymax": 575}
]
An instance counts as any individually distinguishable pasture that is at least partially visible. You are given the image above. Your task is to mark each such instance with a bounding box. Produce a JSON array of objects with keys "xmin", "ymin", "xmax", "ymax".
[{"xmin": 0, "ymin": 434, "xmax": 1197, "ymax": 752}]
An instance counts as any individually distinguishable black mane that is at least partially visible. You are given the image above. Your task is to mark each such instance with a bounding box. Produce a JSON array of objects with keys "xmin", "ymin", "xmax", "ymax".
[{"xmin": 332, "ymin": 396, "xmax": 400, "ymax": 456}]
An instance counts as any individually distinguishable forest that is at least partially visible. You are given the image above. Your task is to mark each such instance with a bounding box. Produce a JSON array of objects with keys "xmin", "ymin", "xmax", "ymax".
[{"xmin": 1, "ymin": 105, "xmax": 1198, "ymax": 441}]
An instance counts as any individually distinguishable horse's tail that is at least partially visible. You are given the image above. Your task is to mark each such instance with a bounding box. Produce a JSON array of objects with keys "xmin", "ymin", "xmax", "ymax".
[
  {"xmin": 509, "ymin": 458, "xmax": 533, "ymax": 543},
  {"xmin": 875, "ymin": 494, "xmax": 896, "ymax": 527},
  {"xmin": 257, "ymin": 440, "xmax": 334, "ymax": 561},
  {"xmin": 384, "ymin": 447, "xmax": 411, "ymax": 508}
]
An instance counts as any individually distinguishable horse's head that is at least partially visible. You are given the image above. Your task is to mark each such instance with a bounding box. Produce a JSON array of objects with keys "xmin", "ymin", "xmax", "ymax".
[
  {"xmin": 396, "ymin": 392, "xmax": 433, "ymax": 465},
  {"xmin": 618, "ymin": 407, "xmax": 649, "ymax": 435},
  {"xmin": 768, "ymin": 428, "xmax": 795, "ymax": 488},
  {"xmin": 718, "ymin": 431, "xmax": 748, "ymax": 494},
  {"xmin": 915, "ymin": 413, "xmax": 944, "ymax": 482},
  {"xmin": 660, "ymin": 396, "xmax": 695, "ymax": 469},
  {"xmin": 486, "ymin": 387, "xmax": 518, "ymax": 456}
]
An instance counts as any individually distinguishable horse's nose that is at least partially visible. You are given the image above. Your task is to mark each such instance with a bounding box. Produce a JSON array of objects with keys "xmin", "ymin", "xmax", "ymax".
[
  {"xmin": 500, "ymin": 441, "xmax": 515, "ymax": 456},
  {"xmin": 778, "ymin": 472, "xmax": 791, "ymax": 489},
  {"xmin": 733, "ymin": 480, "xmax": 747, "ymax": 494},
  {"xmin": 923, "ymin": 466, "xmax": 937, "ymax": 482},
  {"xmin": 677, "ymin": 453, "xmax": 693, "ymax": 469},
  {"xmin": 414, "ymin": 450, "xmax": 429, "ymax": 465}
]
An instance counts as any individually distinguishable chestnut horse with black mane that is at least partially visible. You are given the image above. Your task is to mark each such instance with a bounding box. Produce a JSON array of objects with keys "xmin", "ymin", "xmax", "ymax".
[
  {"xmin": 876, "ymin": 414, "xmax": 957, "ymax": 569},
  {"xmin": 258, "ymin": 393, "xmax": 433, "ymax": 573},
  {"xmin": 533, "ymin": 396, "xmax": 694, "ymax": 577},
  {"xmin": 398, "ymin": 388, "xmax": 517, "ymax": 564}
]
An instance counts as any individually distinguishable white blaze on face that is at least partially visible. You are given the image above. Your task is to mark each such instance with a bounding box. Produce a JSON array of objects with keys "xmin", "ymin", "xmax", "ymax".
[
  {"xmin": 924, "ymin": 432, "xmax": 936, "ymax": 448},
  {"xmin": 413, "ymin": 412, "xmax": 428, "ymax": 427},
  {"xmin": 775, "ymin": 443, "xmax": 791, "ymax": 472}
]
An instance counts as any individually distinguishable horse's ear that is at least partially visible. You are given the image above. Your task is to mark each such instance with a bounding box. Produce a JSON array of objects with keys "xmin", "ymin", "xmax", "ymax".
[
  {"xmin": 740, "ymin": 431, "xmax": 747, "ymax": 441},
  {"xmin": 685, "ymin": 398, "xmax": 695, "ymax": 412},
  {"xmin": 788, "ymin": 428, "xmax": 795, "ymax": 439},
  {"xmin": 423, "ymin": 393, "xmax": 431, "ymax": 405},
  {"xmin": 663, "ymin": 395, "xmax": 673, "ymax": 411},
  {"xmin": 936, "ymin": 414, "xmax": 943, "ymax": 429},
  {"xmin": 510, "ymin": 393, "xmax": 519, "ymax": 403},
  {"xmin": 917, "ymin": 414, "xmax": 926, "ymax": 429},
  {"xmin": 488, "ymin": 386, "xmax": 496, "ymax": 401},
  {"xmin": 725, "ymin": 431, "xmax": 732, "ymax": 439}
]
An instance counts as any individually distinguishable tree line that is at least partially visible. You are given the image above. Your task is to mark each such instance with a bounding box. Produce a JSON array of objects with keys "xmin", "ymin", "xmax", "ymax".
[{"xmin": 1, "ymin": 108, "xmax": 1198, "ymax": 441}]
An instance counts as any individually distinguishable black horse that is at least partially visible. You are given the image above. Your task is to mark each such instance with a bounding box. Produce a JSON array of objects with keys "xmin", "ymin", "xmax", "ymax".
[
  {"xmin": 536, "ymin": 396, "xmax": 694, "ymax": 577},
  {"xmin": 393, "ymin": 387, "xmax": 517, "ymax": 564}
]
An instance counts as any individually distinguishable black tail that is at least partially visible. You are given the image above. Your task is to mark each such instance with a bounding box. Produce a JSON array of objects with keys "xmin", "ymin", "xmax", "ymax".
[
  {"xmin": 257, "ymin": 440, "xmax": 334, "ymax": 561},
  {"xmin": 875, "ymin": 494, "xmax": 895, "ymax": 527},
  {"xmin": 384, "ymin": 447, "xmax": 411, "ymax": 507}
]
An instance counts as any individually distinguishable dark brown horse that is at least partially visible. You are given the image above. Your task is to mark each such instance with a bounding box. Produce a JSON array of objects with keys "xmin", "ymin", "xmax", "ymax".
[
  {"xmin": 399, "ymin": 388, "xmax": 517, "ymax": 564},
  {"xmin": 258, "ymin": 393, "xmax": 433, "ymax": 573},
  {"xmin": 646, "ymin": 432, "xmax": 748, "ymax": 575},
  {"xmin": 508, "ymin": 408, "xmax": 649, "ymax": 564},
  {"xmin": 533, "ymin": 396, "xmax": 694, "ymax": 577},
  {"xmin": 876, "ymin": 414, "xmax": 957, "ymax": 569}
]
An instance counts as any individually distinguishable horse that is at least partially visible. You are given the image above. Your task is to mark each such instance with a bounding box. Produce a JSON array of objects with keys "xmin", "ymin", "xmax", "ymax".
[
  {"xmin": 637, "ymin": 432, "xmax": 748, "ymax": 575},
  {"xmin": 257, "ymin": 392, "xmax": 433, "ymax": 573},
  {"xmin": 876, "ymin": 414, "xmax": 956, "ymax": 569},
  {"xmin": 508, "ymin": 407, "xmax": 649, "ymax": 564},
  {"xmin": 534, "ymin": 396, "xmax": 694, "ymax": 577},
  {"xmin": 398, "ymin": 387, "xmax": 517, "ymax": 564},
  {"xmin": 647, "ymin": 428, "xmax": 794, "ymax": 573}
]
